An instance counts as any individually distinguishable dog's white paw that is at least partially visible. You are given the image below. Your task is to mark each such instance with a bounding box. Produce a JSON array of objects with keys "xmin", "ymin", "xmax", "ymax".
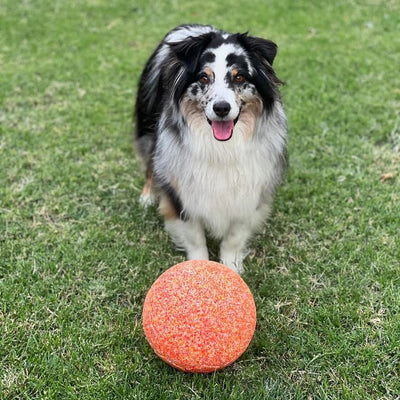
[
  {"xmin": 139, "ymin": 191, "xmax": 156, "ymax": 207},
  {"xmin": 220, "ymin": 257, "xmax": 244, "ymax": 274}
]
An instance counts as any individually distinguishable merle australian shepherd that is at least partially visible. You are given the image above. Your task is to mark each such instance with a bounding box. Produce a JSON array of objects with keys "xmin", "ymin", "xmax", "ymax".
[{"xmin": 135, "ymin": 24, "xmax": 287, "ymax": 273}]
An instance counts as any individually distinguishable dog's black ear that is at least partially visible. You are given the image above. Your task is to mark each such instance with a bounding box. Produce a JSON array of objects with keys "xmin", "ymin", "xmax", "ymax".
[
  {"xmin": 236, "ymin": 33, "xmax": 278, "ymax": 66},
  {"xmin": 236, "ymin": 33, "xmax": 282, "ymax": 112},
  {"xmin": 168, "ymin": 32, "xmax": 215, "ymax": 73},
  {"xmin": 165, "ymin": 33, "xmax": 215, "ymax": 105}
]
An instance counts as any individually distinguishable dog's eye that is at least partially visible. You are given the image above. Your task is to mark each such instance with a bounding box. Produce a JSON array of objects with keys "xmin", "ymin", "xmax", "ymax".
[
  {"xmin": 234, "ymin": 74, "xmax": 245, "ymax": 83},
  {"xmin": 199, "ymin": 74, "xmax": 210, "ymax": 84}
]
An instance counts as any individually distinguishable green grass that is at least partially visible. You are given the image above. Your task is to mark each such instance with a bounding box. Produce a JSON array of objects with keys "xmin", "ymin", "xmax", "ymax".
[{"xmin": 1, "ymin": 0, "xmax": 399, "ymax": 398}]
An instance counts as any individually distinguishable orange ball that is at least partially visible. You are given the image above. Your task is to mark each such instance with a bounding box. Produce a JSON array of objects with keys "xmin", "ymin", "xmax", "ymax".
[{"xmin": 142, "ymin": 260, "xmax": 257, "ymax": 373}]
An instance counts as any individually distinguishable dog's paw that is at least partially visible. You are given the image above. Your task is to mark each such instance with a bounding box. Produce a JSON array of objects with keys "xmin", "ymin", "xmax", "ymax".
[
  {"xmin": 139, "ymin": 191, "xmax": 156, "ymax": 207},
  {"xmin": 220, "ymin": 257, "xmax": 244, "ymax": 274}
]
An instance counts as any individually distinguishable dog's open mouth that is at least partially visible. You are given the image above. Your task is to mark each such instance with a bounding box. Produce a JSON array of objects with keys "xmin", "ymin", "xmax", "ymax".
[{"xmin": 207, "ymin": 116, "xmax": 239, "ymax": 141}]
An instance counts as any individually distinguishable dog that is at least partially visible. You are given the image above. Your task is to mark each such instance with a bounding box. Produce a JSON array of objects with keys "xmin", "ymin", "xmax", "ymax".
[{"xmin": 135, "ymin": 24, "xmax": 287, "ymax": 273}]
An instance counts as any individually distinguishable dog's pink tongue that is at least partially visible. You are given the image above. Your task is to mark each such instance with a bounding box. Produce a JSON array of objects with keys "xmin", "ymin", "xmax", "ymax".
[{"xmin": 211, "ymin": 120, "xmax": 234, "ymax": 141}]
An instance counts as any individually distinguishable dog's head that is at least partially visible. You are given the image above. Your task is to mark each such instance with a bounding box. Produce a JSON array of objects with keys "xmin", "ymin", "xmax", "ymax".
[{"xmin": 165, "ymin": 31, "xmax": 282, "ymax": 141}]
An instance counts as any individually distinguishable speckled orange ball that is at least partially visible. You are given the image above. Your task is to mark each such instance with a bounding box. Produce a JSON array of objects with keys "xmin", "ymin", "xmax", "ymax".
[{"xmin": 142, "ymin": 260, "xmax": 257, "ymax": 373}]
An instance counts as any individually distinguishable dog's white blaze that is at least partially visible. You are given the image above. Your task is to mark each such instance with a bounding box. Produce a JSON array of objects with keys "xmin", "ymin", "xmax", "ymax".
[{"xmin": 205, "ymin": 44, "xmax": 245, "ymax": 121}]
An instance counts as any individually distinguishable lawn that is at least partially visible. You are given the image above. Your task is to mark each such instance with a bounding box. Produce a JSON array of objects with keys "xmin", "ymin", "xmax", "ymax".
[{"xmin": 1, "ymin": 0, "xmax": 399, "ymax": 399}]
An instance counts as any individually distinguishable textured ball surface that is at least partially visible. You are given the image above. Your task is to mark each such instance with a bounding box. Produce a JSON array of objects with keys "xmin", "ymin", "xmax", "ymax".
[{"xmin": 142, "ymin": 260, "xmax": 256, "ymax": 373}]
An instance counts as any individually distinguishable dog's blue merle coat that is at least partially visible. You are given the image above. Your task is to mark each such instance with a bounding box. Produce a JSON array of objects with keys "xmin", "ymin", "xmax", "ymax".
[{"xmin": 135, "ymin": 24, "xmax": 287, "ymax": 273}]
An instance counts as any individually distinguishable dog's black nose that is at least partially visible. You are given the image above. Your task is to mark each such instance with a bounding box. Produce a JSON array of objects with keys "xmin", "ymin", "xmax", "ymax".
[{"xmin": 213, "ymin": 101, "xmax": 231, "ymax": 117}]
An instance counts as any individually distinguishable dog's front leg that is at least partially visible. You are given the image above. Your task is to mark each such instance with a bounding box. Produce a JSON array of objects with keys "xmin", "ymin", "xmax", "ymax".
[
  {"xmin": 220, "ymin": 222, "xmax": 252, "ymax": 274},
  {"xmin": 164, "ymin": 218, "xmax": 209, "ymax": 261}
]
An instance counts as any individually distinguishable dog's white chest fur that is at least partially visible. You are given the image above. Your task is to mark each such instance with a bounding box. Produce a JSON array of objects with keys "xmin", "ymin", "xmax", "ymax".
[{"xmin": 179, "ymin": 143, "xmax": 267, "ymax": 236}]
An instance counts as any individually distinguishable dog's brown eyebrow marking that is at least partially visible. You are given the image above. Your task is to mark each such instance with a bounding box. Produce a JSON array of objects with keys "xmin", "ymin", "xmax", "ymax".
[{"xmin": 204, "ymin": 66, "xmax": 214, "ymax": 78}]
